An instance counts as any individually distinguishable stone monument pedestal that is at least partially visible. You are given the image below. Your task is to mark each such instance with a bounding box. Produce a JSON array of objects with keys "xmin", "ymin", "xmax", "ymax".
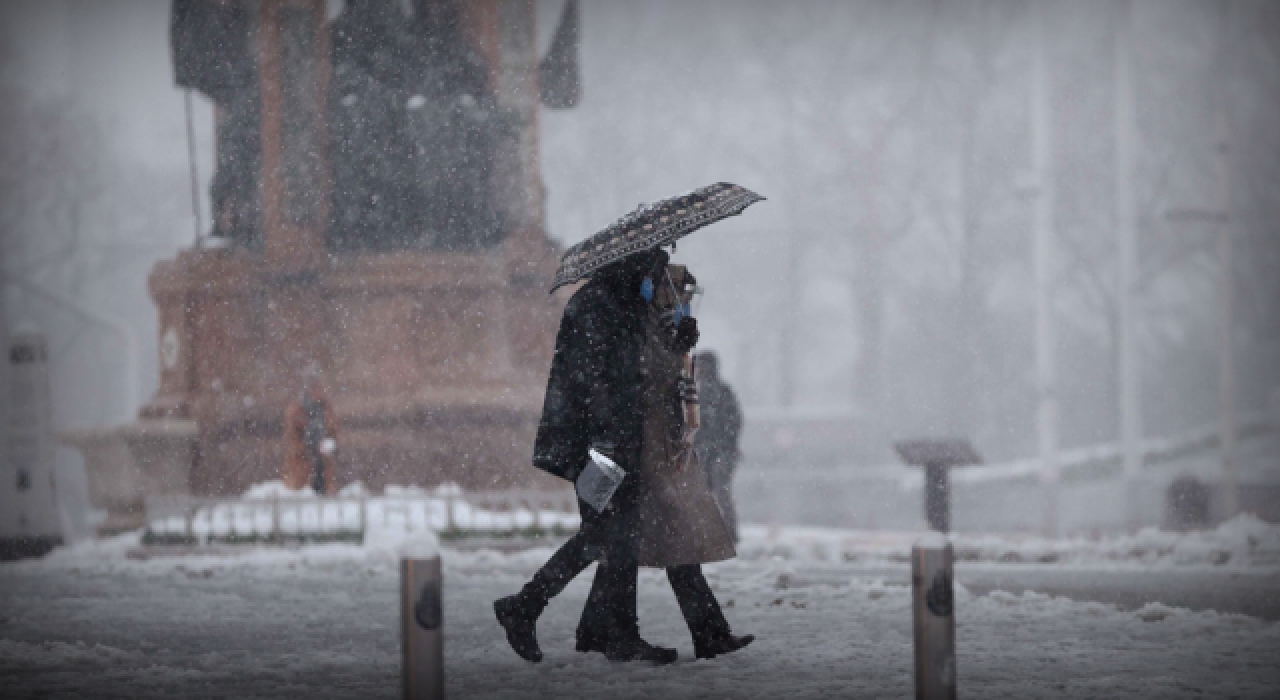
[
  {"xmin": 69, "ymin": 240, "xmax": 568, "ymax": 528},
  {"xmin": 60, "ymin": 419, "xmax": 198, "ymax": 533},
  {"xmin": 102, "ymin": 240, "xmax": 566, "ymax": 503}
]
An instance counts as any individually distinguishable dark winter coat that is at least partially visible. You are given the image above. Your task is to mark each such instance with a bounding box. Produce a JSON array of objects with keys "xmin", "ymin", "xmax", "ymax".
[
  {"xmin": 533, "ymin": 253, "xmax": 667, "ymax": 550},
  {"xmin": 533, "ymin": 278, "xmax": 646, "ymax": 487}
]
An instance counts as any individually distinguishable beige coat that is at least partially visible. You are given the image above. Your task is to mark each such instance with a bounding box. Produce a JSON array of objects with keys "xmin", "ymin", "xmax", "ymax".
[{"xmin": 634, "ymin": 309, "xmax": 736, "ymax": 568}]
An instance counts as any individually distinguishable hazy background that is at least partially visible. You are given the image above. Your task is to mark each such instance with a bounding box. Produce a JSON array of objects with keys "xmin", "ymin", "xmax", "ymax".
[{"xmin": 2, "ymin": 1, "xmax": 1277, "ymax": 511}]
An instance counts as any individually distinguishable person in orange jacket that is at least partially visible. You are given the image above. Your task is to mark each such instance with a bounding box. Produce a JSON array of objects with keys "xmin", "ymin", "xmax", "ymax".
[{"xmin": 282, "ymin": 379, "xmax": 340, "ymax": 495}]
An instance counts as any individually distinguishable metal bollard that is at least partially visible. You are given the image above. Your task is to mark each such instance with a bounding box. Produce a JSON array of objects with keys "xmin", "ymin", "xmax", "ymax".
[
  {"xmin": 912, "ymin": 535, "xmax": 956, "ymax": 700},
  {"xmin": 401, "ymin": 540, "xmax": 444, "ymax": 700}
]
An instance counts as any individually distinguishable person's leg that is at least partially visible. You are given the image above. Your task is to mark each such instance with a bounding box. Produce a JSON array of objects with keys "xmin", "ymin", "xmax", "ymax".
[
  {"xmin": 518, "ymin": 531, "xmax": 598, "ymax": 608},
  {"xmin": 667, "ymin": 564, "xmax": 754, "ymax": 659},
  {"xmin": 666, "ymin": 564, "xmax": 730, "ymax": 643},
  {"xmin": 574, "ymin": 557, "xmax": 619, "ymax": 649},
  {"xmin": 574, "ymin": 510, "xmax": 676, "ymax": 663},
  {"xmin": 494, "ymin": 530, "xmax": 596, "ymax": 662},
  {"xmin": 595, "ymin": 555, "xmax": 677, "ymax": 663},
  {"xmin": 322, "ymin": 456, "xmax": 339, "ymax": 496},
  {"xmin": 577, "ymin": 549, "xmax": 638, "ymax": 645},
  {"xmin": 310, "ymin": 454, "xmax": 326, "ymax": 495},
  {"xmin": 577, "ymin": 509, "xmax": 641, "ymax": 645}
]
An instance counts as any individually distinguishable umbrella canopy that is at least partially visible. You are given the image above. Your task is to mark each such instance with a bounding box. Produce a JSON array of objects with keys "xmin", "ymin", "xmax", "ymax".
[{"xmin": 550, "ymin": 182, "xmax": 764, "ymax": 292}]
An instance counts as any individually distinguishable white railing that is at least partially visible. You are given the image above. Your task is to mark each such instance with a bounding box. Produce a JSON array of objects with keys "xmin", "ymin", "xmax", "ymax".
[{"xmin": 144, "ymin": 489, "xmax": 580, "ymax": 544}]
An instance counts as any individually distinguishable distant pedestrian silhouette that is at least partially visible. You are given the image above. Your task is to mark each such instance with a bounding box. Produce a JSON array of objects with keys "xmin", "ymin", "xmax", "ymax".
[
  {"xmin": 283, "ymin": 376, "xmax": 339, "ymax": 495},
  {"xmin": 694, "ymin": 351, "xmax": 743, "ymax": 541}
]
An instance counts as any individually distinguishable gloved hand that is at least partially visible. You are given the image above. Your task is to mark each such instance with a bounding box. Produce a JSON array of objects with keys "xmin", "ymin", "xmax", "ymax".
[{"xmin": 674, "ymin": 316, "xmax": 699, "ymax": 354}]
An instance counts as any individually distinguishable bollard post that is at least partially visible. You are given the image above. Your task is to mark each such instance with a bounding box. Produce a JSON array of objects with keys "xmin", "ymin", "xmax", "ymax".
[
  {"xmin": 912, "ymin": 535, "xmax": 956, "ymax": 700},
  {"xmin": 401, "ymin": 536, "xmax": 444, "ymax": 700}
]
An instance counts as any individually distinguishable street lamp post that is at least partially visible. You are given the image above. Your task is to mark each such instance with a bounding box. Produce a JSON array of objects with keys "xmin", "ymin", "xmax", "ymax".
[
  {"xmin": 1162, "ymin": 1, "xmax": 1239, "ymax": 521},
  {"xmin": 1114, "ymin": 0, "xmax": 1144, "ymax": 530},
  {"xmin": 1031, "ymin": 0, "xmax": 1061, "ymax": 537}
]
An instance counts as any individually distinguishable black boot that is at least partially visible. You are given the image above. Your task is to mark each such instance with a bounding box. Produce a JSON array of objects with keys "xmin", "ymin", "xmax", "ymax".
[
  {"xmin": 494, "ymin": 595, "xmax": 543, "ymax": 663},
  {"xmin": 694, "ymin": 633, "xmax": 755, "ymax": 660},
  {"xmin": 578, "ymin": 630, "xmax": 677, "ymax": 661},
  {"xmin": 575, "ymin": 630, "xmax": 607, "ymax": 654},
  {"xmin": 604, "ymin": 636, "xmax": 679, "ymax": 664},
  {"xmin": 497, "ymin": 533, "xmax": 599, "ymax": 663},
  {"xmin": 667, "ymin": 565, "xmax": 747, "ymax": 660}
]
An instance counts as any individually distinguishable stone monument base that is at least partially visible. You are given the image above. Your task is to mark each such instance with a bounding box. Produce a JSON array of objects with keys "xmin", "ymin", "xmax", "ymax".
[
  {"xmin": 69, "ymin": 242, "xmax": 568, "ymax": 523},
  {"xmin": 61, "ymin": 419, "xmax": 197, "ymax": 534}
]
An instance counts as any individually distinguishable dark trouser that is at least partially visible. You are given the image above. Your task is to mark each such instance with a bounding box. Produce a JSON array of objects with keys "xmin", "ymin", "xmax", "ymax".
[
  {"xmin": 515, "ymin": 506, "xmax": 640, "ymax": 642},
  {"xmin": 575, "ymin": 553, "xmax": 638, "ymax": 645},
  {"xmin": 577, "ymin": 563, "xmax": 731, "ymax": 646},
  {"xmin": 308, "ymin": 452, "xmax": 325, "ymax": 494},
  {"xmin": 666, "ymin": 564, "xmax": 732, "ymax": 644}
]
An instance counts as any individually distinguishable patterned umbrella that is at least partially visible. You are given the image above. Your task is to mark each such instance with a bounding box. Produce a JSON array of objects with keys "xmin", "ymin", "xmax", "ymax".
[{"xmin": 549, "ymin": 182, "xmax": 765, "ymax": 292}]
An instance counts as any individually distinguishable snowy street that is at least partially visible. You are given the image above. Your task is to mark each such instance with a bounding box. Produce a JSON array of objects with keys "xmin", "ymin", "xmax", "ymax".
[
  {"xmin": 3, "ymin": 523, "xmax": 1279, "ymax": 699},
  {"xmin": 4, "ymin": 1, "xmax": 1279, "ymax": 698}
]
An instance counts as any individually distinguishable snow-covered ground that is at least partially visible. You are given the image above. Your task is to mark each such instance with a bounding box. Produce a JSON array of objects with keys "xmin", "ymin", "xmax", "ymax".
[{"xmin": 2, "ymin": 521, "xmax": 1279, "ymax": 698}]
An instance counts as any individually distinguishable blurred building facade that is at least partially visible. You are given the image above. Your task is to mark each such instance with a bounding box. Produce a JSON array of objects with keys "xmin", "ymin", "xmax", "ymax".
[{"xmin": 67, "ymin": 0, "xmax": 581, "ymax": 530}]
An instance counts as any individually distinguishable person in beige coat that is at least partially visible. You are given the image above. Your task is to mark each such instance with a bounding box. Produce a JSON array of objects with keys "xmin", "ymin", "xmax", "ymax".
[
  {"xmin": 634, "ymin": 266, "xmax": 737, "ymax": 566},
  {"xmin": 577, "ymin": 263, "xmax": 754, "ymax": 659}
]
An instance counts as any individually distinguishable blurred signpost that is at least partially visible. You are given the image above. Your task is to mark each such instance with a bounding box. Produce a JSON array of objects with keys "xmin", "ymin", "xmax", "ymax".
[
  {"xmin": 912, "ymin": 535, "xmax": 957, "ymax": 700},
  {"xmin": 895, "ymin": 440, "xmax": 982, "ymax": 533}
]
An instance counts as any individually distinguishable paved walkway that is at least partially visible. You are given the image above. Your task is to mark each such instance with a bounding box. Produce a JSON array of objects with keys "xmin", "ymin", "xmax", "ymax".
[{"xmin": 1, "ymin": 540, "xmax": 1278, "ymax": 698}]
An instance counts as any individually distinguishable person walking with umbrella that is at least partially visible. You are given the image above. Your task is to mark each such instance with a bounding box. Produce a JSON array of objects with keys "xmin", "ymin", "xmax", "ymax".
[
  {"xmin": 494, "ymin": 183, "xmax": 762, "ymax": 664},
  {"xmin": 574, "ymin": 261, "xmax": 755, "ymax": 660}
]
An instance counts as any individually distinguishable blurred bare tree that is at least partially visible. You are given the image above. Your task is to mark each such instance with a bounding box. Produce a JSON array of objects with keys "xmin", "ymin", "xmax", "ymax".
[{"xmin": 0, "ymin": 42, "xmax": 184, "ymax": 426}]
